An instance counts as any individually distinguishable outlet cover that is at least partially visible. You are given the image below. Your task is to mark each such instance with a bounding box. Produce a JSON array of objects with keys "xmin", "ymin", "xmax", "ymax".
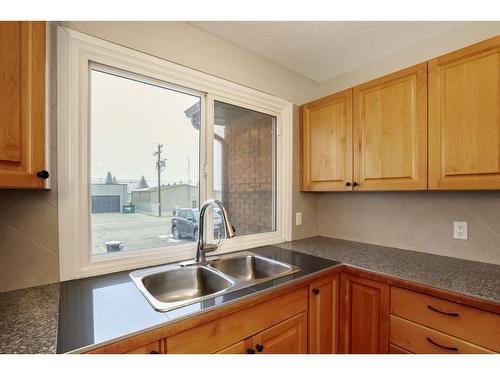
[
  {"xmin": 295, "ymin": 212, "xmax": 302, "ymax": 226},
  {"xmin": 453, "ymin": 221, "xmax": 468, "ymax": 240}
]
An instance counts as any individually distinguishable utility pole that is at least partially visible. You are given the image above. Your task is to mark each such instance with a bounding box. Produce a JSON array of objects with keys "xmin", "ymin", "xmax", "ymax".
[{"xmin": 153, "ymin": 144, "xmax": 167, "ymax": 217}]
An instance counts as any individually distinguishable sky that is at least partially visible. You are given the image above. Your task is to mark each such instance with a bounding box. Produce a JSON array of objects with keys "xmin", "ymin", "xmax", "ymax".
[{"xmin": 90, "ymin": 69, "xmax": 201, "ymax": 188}]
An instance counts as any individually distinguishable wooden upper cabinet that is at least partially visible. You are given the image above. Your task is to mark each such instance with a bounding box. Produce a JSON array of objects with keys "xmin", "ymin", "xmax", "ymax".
[
  {"xmin": 0, "ymin": 21, "xmax": 47, "ymax": 189},
  {"xmin": 301, "ymin": 89, "xmax": 353, "ymax": 191},
  {"xmin": 309, "ymin": 275, "xmax": 339, "ymax": 354},
  {"xmin": 428, "ymin": 36, "xmax": 500, "ymax": 190},
  {"xmin": 353, "ymin": 63, "xmax": 428, "ymax": 190},
  {"xmin": 339, "ymin": 273, "xmax": 390, "ymax": 354}
]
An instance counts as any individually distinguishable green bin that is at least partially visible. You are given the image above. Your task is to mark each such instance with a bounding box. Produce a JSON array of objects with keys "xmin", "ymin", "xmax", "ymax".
[{"xmin": 122, "ymin": 204, "xmax": 135, "ymax": 214}]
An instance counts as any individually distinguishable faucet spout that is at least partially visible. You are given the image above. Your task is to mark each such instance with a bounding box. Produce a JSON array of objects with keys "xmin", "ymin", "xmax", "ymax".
[{"xmin": 195, "ymin": 199, "xmax": 235, "ymax": 263}]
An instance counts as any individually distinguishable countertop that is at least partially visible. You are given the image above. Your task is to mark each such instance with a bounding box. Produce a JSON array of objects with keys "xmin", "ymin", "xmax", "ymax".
[
  {"xmin": 1, "ymin": 236, "xmax": 499, "ymax": 354},
  {"xmin": 0, "ymin": 283, "xmax": 60, "ymax": 354},
  {"xmin": 275, "ymin": 237, "xmax": 500, "ymax": 304}
]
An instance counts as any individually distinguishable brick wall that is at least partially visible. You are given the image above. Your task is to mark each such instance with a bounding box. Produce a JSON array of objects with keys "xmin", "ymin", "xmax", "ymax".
[{"xmin": 221, "ymin": 111, "xmax": 274, "ymax": 236}]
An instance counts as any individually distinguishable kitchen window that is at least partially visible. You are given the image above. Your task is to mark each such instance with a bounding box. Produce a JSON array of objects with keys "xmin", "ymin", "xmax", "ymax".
[{"xmin": 57, "ymin": 27, "xmax": 292, "ymax": 280}]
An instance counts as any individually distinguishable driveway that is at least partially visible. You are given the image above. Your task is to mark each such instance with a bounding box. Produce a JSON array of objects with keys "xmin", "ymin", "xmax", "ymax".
[{"xmin": 91, "ymin": 212, "xmax": 195, "ymax": 255}]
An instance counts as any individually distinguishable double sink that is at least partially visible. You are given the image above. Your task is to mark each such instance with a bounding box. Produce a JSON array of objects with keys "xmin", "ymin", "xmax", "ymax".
[{"xmin": 130, "ymin": 251, "xmax": 300, "ymax": 312}]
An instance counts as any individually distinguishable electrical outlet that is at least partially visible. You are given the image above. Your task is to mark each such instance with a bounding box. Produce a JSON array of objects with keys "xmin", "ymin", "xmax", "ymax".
[
  {"xmin": 453, "ymin": 221, "xmax": 468, "ymax": 240},
  {"xmin": 295, "ymin": 212, "xmax": 302, "ymax": 226}
]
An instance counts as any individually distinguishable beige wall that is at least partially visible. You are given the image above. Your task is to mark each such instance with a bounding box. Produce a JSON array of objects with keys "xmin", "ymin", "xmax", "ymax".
[
  {"xmin": 317, "ymin": 192, "xmax": 500, "ymax": 265},
  {"xmin": 291, "ymin": 105, "xmax": 318, "ymax": 240},
  {"xmin": 317, "ymin": 22, "xmax": 500, "ymax": 97},
  {"xmin": 61, "ymin": 21, "xmax": 318, "ymax": 105}
]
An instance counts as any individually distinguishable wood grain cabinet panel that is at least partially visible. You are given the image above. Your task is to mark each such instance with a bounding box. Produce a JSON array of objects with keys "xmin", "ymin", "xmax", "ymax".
[
  {"xmin": 353, "ymin": 63, "xmax": 427, "ymax": 190},
  {"xmin": 252, "ymin": 312, "xmax": 307, "ymax": 354},
  {"xmin": 0, "ymin": 21, "xmax": 46, "ymax": 188},
  {"xmin": 166, "ymin": 286, "xmax": 308, "ymax": 353},
  {"xmin": 309, "ymin": 275, "xmax": 339, "ymax": 353},
  {"xmin": 390, "ymin": 315, "xmax": 494, "ymax": 354},
  {"xmin": 428, "ymin": 36, "xmax": 500, "ymax": 190},
  {"xmin": 301, "ymin": 90, "xmax": 353, "ymax": 191},
  {"xmin": 124, "ymin": 341, "xmax": 163, "ymax": 354},
  {"xmin": 339, "ymin": 273, "xmax": 390, "ymax": 353},
  {"xmin": 389, "ymin": 343, "xmax": 412, "ymax": 354},
  {"xmin": 391, "ymin": 286, "xmax": 500, "ymax": 352},
  {"xmin": 215, "ymin": 339, "xmax": 253, "ymax": 354}
]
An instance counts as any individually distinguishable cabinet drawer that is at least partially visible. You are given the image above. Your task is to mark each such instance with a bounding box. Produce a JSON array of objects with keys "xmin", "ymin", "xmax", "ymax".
[
  {"xmin": 391, "ymin": 286, "xmax": 500, "ymax": 351},
  {"xmin": 124, "ymin": 341, "xmax": 162, "ymax": 354},
  {"xmin": 390, "ymin": 315, "xmax": 494, "ymax": 354},
  {"xmin": 389, "ymin": 344, "xmax": 412, "ymax": 354},
  {"xmin": 167, "ymin": 286, "xmax": 308, "ymax": 353}
]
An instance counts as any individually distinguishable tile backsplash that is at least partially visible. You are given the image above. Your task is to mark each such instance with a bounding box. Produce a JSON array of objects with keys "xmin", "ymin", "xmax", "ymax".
[{"xmin": 317, "ymin": 191, "xmax": 500, "ymax": 265}]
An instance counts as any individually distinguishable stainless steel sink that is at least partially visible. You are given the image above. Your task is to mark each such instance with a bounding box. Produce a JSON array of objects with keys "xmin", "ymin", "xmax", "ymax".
[
  {"xmin": 141, "ymin": 266, "xmax": 234, "ymax": 303},
  {"xmin": 209, "ymin": 254, "xmax": 294, "ymax": 281},
  {"xmin": 130, "ymin": 251, "xmax": 300, "ymax": 312}
]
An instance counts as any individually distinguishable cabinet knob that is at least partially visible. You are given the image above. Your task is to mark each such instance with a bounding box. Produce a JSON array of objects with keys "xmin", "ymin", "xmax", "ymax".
[
  {"xmin": 353, "ymin": 182, "xmax": 358, "ymax": 187},
  {"xmin": 312, "ymin": 288, "xmax": 320, "ymax": 295},
  {"xmin": 345, "ymin": 182, "xmax": 351, "ymax": 187},
  {"xmin": 149, "ymin": 350, "xmax": 159, "ymax": 354},
  {"xmin": 246, "ymin": 348, "xmax": 256, "ymax": 354},
  {"xmin": 36, "ymin": 170, "xmax": 50, "ymax": 179},
  {"xmin": 255, "ymin": 344, "xmax": 264, "ymax": 352}
]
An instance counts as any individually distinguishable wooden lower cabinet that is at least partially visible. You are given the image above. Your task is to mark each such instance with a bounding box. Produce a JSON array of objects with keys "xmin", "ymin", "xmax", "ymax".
[
  {"xmin": 167, "ymin": 286, "xmax": 308, "ymax": 353},
  {"xmin": 124, "ymin": 341, "xmax": 162, "ymax": 354},
  {"xmin": 390, "ymin": 286, "xmax": 500, "ymax": 354},
  {"xmin": 339, "ymin": 273, "xmax": 390, "ymax": 353},
  {"xmin": 389, "ymin": 344, "xmax": 412, "ymax": 354},
  {"xmin": 85, "ymin": 268, "xmax": 499, "ymax": 355},
  {"xmin": 215, "ymin": 313, "xmax": 307, "ymax": 354},
  {"xmin": 390, "ymin": 315, "xmax": 494, "ymax": 354},
  {"xmin": 309, "ymin": 275, "xmax": 339, "ymax": 353},
  {"xmin": 252, "ymin": 312, "xmax": 307, "ymax": 354},
  {"xmin": 216, "ymin": 339, "xmax": 253, "ymax": 354}
]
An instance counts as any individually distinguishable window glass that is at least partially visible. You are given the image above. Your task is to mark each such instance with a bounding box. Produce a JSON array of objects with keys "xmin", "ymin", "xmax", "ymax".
[
  {"xmin": 213, "ymin": 101, "xmax": 276, "ymax": 236},
  {"xmin": 90, "ymin": 68, "xmax": 201, "ymax": 255}
]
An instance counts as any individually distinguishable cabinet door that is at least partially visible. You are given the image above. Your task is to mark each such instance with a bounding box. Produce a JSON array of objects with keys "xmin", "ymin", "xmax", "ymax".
[
  {"xmin": 301, "ymin": 89, "xmax": 353, "ymax": 191},
  {"xmin": 353, "ymin": 63, "xmax": 427, "ymax": 190},
  {"xmin": 124, "ymin": 341, "xmax": 163, "ymax": 354},
  {"xmin": 215, "ymin": 339, "xmax": 254, "ymax": 354},
  {"xmin": 309, "ymin": 275, "xmax": 339, "ymax": 354},
  {"xmin": 0, "ymin": 21, "xmax": 46, "ymax": 188},
  {"xmin": 251, "ymin": 312, "xmax": 307, "ymax": 354},
  {"xmin": 428, "ymin": 36, "xmax": 500, "ymax": 190},
  {"xmin": 339, "ymin": 273, "xmax": 390, "ymax": 354}
]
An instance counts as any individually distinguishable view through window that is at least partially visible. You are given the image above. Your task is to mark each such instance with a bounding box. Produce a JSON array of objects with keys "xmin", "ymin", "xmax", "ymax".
[
  {"xmin": 213, "ymin": 101, "xmax": 277, "ymax": 236},
  {"xmin": 90, "ymin": 68, "xmax": 201, "ymax": 255}
]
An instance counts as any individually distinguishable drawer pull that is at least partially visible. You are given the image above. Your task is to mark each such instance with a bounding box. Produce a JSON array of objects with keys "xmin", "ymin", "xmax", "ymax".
[
  {"xmin": 427, "ymin": 304, "xmax": 460, "ymax": 317},
  {"xmin": 426, "ymin": 337, "xmax": 458, "ymax": 352},
  {"xmin": 246, "ymin": 348, "xmax": 256, "ymax": 354},
  {"xmin": 150, "ymin": 350, "xmax": 159, "ymax": 354}
]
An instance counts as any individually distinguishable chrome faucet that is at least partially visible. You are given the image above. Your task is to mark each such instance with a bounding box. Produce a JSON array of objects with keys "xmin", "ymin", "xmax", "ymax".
[{"xmin": 195, "ymin": 199, "xmax": 235, "ymax": 263}]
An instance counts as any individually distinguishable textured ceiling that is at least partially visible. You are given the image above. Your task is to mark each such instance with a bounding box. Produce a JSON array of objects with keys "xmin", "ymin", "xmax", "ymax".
[{"xmin": 189, "ymin": 21, "xmax": 466, "ymax": 82}]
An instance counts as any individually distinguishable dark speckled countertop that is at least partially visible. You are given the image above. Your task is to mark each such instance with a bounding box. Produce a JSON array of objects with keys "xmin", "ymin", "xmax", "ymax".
[
  {"xmin": 0, "ymin": 283, "xmax": 59, "ymax": 353},
  {"xmin": 1, "ymin": 236, "xmax": 499, "ymax": 354},
  {"xmin": 275, "ymin": 237, "xmax": 500, "ymax": 304}
]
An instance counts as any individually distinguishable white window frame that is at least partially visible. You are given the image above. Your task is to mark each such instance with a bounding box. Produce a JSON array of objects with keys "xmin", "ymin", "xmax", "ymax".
[{"xmin": 57, "ymin": 26, "xmax": 293, "ymax": 281}]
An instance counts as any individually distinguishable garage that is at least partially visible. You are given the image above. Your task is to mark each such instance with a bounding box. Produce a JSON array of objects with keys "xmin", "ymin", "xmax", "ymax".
[{"xmin": 92, "ymin": 195, "xmax": 121, "ymax": 213}]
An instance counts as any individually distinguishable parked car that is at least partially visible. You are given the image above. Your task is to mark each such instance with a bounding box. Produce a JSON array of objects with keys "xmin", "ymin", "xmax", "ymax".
[{"xmin": 171, "ymin": 208, "xmax": 225, "ymax": 241}]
